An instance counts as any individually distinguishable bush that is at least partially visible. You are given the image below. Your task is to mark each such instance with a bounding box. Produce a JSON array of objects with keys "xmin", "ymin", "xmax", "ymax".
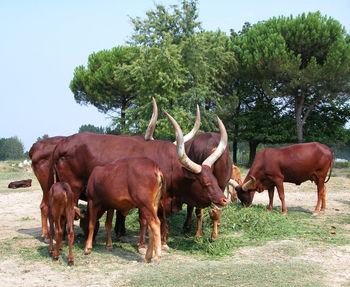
[{"xmin": 0, "ymin": 137, "xmax": 25, "ymax": 160}]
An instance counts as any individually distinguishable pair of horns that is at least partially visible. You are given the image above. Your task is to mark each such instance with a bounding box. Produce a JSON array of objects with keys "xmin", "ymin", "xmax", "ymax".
[
  {"xmin": 144, "ymin": 98, "xmax": 201, "ymax": 142},
  {"xmin": 229, "ymin": 176, "xmax": 256, "ymax": 191},
  {"xmin": 164, "ymin": 111, "xmax": 228, "ymax": 174}
]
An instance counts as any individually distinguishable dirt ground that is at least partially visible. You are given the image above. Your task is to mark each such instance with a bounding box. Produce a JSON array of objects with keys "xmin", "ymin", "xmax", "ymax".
[{"xmin": 0, "ymin": 177, "xmax": 350, "ymax": 286}]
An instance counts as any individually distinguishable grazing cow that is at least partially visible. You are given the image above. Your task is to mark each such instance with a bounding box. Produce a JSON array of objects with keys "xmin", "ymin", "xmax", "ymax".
[
  {"xmin": 8, "ymin": 179, "xmax": 32, "ymax": 189},
  {"xmin": 182, "ymin": 132, "xmax": 233, "ymax": 240},
  {"xmin": 234, "ymin": 142, "xmax": 333, "ymax": 216},
  {"xmin": 29, "ymin": 136, "xmax": 66, "ymax": 241},
  {"xmin": 48, "ymin": 182, "xmax": 75, "ymax": 266},
  {"xmin": 51, "ymin": 111, "xmax": 229, "ymax": 253},
  {"xmin": 82, "ymin": 157, "xmax": 165, "ymax": 263}
]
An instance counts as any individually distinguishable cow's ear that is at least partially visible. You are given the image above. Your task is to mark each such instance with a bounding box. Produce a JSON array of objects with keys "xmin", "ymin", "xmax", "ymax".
[{"xmin": 182, "ymin": 166, "xmax": 197, "ymax": 180}]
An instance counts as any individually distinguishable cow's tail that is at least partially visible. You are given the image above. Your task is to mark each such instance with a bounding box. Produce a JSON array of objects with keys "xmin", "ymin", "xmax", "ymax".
[
  {"xmin": 324, "ymin": 158, "xmax": 333, "ymax": 184},
  {"xmin": 64, "ymin": 183, "xmax": 74, "ymax": 232},
  {"xmin": 158, "ymin": 170, "xmax": 169, "ymax": 241}
]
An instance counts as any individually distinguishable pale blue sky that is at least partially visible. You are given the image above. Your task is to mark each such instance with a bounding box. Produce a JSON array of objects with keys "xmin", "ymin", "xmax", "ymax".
[{"xmin": 1, "ymin": 0, "xmax": 349, "ymax": 151}]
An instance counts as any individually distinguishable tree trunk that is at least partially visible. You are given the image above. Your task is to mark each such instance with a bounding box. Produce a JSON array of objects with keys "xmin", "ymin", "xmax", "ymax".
[
  {"xmin": 295, "ymin": 92, "xmax": 305, "ymax": 143},
  {"xmin": 248, "ymin": 141, "xmax": 259, "ymax": 166},
  {"xmin": 121, "ymin": 97, "xmax": 127, "ymax": 130},
  {"xmin": 232, "ymin": 139, "xmax": 237, "ymax": 164}
]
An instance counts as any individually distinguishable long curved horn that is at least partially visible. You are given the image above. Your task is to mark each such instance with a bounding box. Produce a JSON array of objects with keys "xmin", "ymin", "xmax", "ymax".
[
  {"xmin": 228, "ymin": 179, "xmax": 240, "ymax": 188},
  {"xmin": 144, "ymin": 97, "xmax": 158, "ymax": 140},
  {"xmin": 202, "ymin": 116, "xmax": 228, "ymax": 168},
  {"xmin": 164, "ymin": 111, "xmax": 202, "ymax": 174},
  {"xmin": 173, "ymin": 105, "xmax": 200, "ymax": 145},
  {"xmin": 242, "ymin": 176, "xmax": 256, "ymax": 191}
]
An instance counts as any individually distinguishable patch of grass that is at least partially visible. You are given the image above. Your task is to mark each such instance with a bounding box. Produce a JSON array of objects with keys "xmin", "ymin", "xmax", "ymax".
[
  {"xmin": 19, "ymin": 217, "xmax": 35, "ymax": 221},
  {"xmin": 165, "ymin": 203, "xmax": 350, "ymax": 257},
  {"xmin": 126, "ymin": 259, "xmax": 324, "ymax": 287}
]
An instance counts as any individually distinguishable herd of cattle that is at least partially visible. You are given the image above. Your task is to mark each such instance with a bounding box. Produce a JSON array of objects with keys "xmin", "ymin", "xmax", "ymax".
[{"xmin": 26, "ymin": 98, "xmax": 333, "ymax": 265}]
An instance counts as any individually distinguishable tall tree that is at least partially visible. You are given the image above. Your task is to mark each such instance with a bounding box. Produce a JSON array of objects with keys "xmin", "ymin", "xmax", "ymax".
[
  {"xmin": 70, "ymin": 46, "xmax": 139, "ymax": 130},
  {"xmin": 0, "ymin": 137, "xmax": 24, "ymax": 160},
  {"xmin": 236, "ymin": 12, "xmax": 350, "ymax": 143}
]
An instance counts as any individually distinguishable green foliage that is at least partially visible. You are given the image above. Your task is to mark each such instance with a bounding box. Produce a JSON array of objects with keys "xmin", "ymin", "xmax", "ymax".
[
  {"xmin": 0, "ymin": 137, "xmax": 24, "ymax": 160},
  {"xmin": 36, "ymin": 134, "xmax": 48, "ymax": 142},
  {"xmin": 78, "ymin": 124, "xmax": 105, "ymax": 134}
]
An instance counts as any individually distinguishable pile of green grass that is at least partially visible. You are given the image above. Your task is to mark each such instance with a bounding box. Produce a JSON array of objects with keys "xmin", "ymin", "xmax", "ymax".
[{"xmin": 98, "ymin": 202, "xmax": 350, "ymax": 258}]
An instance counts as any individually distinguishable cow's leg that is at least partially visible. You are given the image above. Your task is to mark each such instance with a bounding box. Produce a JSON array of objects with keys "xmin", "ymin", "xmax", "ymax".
[
  {"xmin": 138, "ymin": 209, "xmax": 147, "ymax": 255},
  {"xmin": 84, "ymin": 203, "xmax": 98, "ymax": 255},
  {"xmin": 275, "ymin": 181, "xmax": 287, "ymax": 215},
  {"xmin": 40, "ymin": 196, "xmax": 49, "ymax": 243},
  {"xmin": 267, "ymin": 187, "xmax": 274, "ymax": 211},
  {"xmin": 67, "ymin": 209, "xmax": 75, "ymax": 266},
  {"xmin": 160, "ymin": 213, "xmax": 169, "ymax": 251},
  {"xmin": 115, "ymin": 210, "xmax": 126, "ymax": 238},
  {"xmin": 48, "ymin": 213, "xmax": 54, "ymax": 257},
  {"xmin": 105, "ymin": 209, "xmax": 114, "ymax": 251},
  {"xmin": 209, "ymin": 207, "xmax": 221, "ymax": 241},
  {"xmin": 183, "ymin": 205, "xmax": 194, "ymax": 233},
  {"xmin": 195, "ymin": 208, "xmax": 204, "ymax": 237},
  {"xmin": 53, "ymin": 217, "xmax": 63, "ymax": 260},
  {"xmin": 313, "ymin": 179, "xmax": 325, "ymax": 216},
  {"xmin": 321, "ymin": 185, "xmax": 327, "ymax": 212},
  {"xmin": 144, "ymin": 213, "xmax": 161, "ymax": 263}
]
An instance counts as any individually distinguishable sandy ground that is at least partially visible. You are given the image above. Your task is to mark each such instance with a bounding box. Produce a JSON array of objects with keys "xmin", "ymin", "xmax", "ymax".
[{"xmin": 0, "ymin": 177, "xmax": 350, "ymax": 286}]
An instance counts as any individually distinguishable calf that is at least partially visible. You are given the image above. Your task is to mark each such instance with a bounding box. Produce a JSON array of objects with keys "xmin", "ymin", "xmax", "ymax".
[
  {"xmin": 83, "ymin": 157, "xmax": 165, "ymax": 263},
  {"xmin": 234, "ymin": 142, "xmax": 333, "ymax": 215},
  {"xmin": 224, "ymin": 164, "xmax": 243, "ymax": 202},
  {"xmin": 8, "ymin": 179, "xmax": 32, "ymax": 189},
  {"xmin": 48, "ymin": 182, "xmax": 75, "ymax": 266}
]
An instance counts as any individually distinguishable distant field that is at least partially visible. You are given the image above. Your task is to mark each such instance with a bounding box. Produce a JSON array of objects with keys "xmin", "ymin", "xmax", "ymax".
[{"xmin": 0, "ymin": 160, "xmax": 350, "ymax": 286}]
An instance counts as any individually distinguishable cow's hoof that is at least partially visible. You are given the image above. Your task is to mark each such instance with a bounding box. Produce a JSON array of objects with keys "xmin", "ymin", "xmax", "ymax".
[
  {"xmin": 53, "ymin": 255, "xmax": 59, "ymax": 261},
  {"xmin": 138, "ymin": 247, "xmax": 147, "ymax": 255},
  {"xmin": 105, "ymin": 244, "xmax": 113, "ymax": 251},
  {"xmin": 153, "ymin": 258, "xmax": 160, "ymax": 264},
  {"xmin": 68, "ymin": 260, "xmax": 74, "ymax": 266},
  {"xmin": 84, "ymin": 248, "xmax": 92, "ymax": 255},
  {"xmin": 161, "ymin": 244, "xmax": 169, "ymax": 251},
  {"xmin": 44, "ymin": 238, "xmax": 50, "ymax": 244},
  {"xmin": 144, "ymin": 257, "xmax": 152, "ymax": 263},
  {"xmin": 312, "ymin": 212, "xmax": 319, "ymax": 217},
  {"xmin": 210, "ymin": 234, "xmax": 218, "ymax": 241},
  {"xmin": 48, "ymin": 251, "xmax": 53, "ymax": 257}
]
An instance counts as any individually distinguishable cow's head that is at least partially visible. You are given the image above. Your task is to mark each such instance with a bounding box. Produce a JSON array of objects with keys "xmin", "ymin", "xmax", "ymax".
[
  {"xmin": 164, "ymin": 111, "xmax": 229, "ymax": 209},
  {"xmin": 232, "ymin": 176, "xmax": 256, "ymax": 207}
]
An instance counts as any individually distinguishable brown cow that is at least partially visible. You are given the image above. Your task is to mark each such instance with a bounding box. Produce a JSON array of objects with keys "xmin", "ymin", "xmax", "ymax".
[
  {"xmin": 30, "ymin": 98, "xmax": 160, "ymax": 242},
  {"xmin": 48, "ymin": 182, "xmax": 75, "ymax": 266},
  {"xmin": 234, "ymin": 142, "xmax": 333, "ymax": 216},
  {"xmin": 182, "ymin": 132, "xmax": 233, "ymax": 240},
  {"xmin": 82, "ymin": 157, "xmax": 165, "ymax": 263},
  {"xmin": 29, "ymin": 136, "xmax": 66, "ymax": 241},
  {"xmin": 8, "ymin": 179, "xmax": 32, "ymax": 189},
  {"xmin": 52, "ymin": 112, "xmax": 229, "ymax": 253}
]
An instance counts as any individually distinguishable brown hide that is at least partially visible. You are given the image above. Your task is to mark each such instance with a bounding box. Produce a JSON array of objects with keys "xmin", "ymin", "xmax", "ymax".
[
  {"xmin": 237, "ymin": 142, "xmax": 333, "ymax": 215},
  {"xmin": 53, "ymin": 132, "xmax": 227, "ymax": 209},
  {"xmin": 48, "ymin": 182, "xmax": 75, "ymax": 265},
  {"xmin": 29, "ymin": 136, "xmax": 66, "ymax": 240},
  {"xmin": 52, "ymin": 132, "xmax": 228, "ymax": 245},
  {"xmin": 83, "ymin": 157, "xmax": 164, "ymax": 263},
  {"xmin": 183, "ymin": 132, "xmax": 232, "ymax": 239},
  {"xmin": 8, "ymin": 179, "xmax": 32, "ymax": 189}
]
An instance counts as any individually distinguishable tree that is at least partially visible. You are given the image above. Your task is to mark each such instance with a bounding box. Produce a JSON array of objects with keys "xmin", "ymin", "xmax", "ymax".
[
  {"xmin": 0, "ymin": 137, "xmax": 24, "ymax": 160},
  {"xmin": 236, "ymin": 12, "xmax": 350, "ymax": 143},
  {"xmin": 70, "ymin": 46, "xmax": 139, "ymax": 130},
  {"xmin": 78, "ymin": 124, "xmax": 105, "ymax": 134},
  {"xmin": 36, "ymin": 134, "xmax": 49, "ymax": 142}
]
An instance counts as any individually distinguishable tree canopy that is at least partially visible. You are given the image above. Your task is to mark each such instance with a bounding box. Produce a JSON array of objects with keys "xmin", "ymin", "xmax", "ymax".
[{"xmin": 70, "ymin": 2, "xmax": 350, "ymax": 161}]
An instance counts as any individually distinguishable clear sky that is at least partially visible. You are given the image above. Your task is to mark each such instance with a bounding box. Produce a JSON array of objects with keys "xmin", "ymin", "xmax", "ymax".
[{"xmin": 1, "ymin": 0, "xmax": 349, "ymax": 151}]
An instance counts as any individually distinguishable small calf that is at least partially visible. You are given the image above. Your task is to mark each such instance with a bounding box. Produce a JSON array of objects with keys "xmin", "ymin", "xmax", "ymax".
[
  {"xmin": 82, "ymin": 157, "xmax": 165, "ymax": 263},
  {"xmin": 8, "ymin": 179, "xmax": 32, "ymax": 189},
  {"xmin": 48, "ymin": 182, "xmax": 75, "ymax": 266}
]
